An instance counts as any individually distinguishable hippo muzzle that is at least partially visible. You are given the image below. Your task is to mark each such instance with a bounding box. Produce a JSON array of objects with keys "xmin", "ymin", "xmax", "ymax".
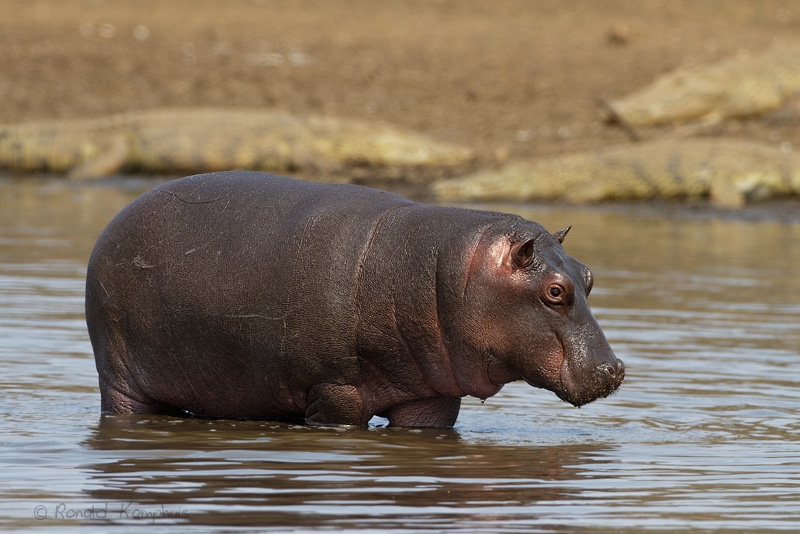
[{"xmin": 556, "ymin": 322, "xmax": 625, "ymax": 407}]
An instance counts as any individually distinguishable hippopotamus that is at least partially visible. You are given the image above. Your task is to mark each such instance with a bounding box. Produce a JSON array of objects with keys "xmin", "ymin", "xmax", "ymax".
[{"xmin": 85, "ymin": 171, "xmax": 624, "ymax": 428}]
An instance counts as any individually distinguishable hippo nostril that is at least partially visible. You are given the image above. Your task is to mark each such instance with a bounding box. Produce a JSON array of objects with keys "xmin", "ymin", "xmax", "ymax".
[
  {"xmin": 598, "ymin": 362, "xmax": 616, "ymax": 379},
  {"xmin": 597, "ymin": 360, "xmax": 625, "ymax": 382}
]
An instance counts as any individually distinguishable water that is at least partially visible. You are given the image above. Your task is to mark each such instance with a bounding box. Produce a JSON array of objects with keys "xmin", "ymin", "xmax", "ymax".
[{"xmin": 1, "ymin": 177, "xmax": 799, "ymax": 533}]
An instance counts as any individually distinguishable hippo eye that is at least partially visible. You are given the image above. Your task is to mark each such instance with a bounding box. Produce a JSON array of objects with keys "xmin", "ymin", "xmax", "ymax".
[{"xmin": 545, "ymin": 284, "xmax": 565, "ymax": 304}]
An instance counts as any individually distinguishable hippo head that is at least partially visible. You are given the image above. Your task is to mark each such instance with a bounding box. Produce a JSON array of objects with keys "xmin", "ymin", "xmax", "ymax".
[{"xmin": 463, "ymin": 223, "xmax": 625, "ymax": 407}]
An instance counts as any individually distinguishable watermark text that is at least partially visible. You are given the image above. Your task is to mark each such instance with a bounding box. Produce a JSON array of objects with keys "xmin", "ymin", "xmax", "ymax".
[{"xmin": 33, "ymin": 502, "xmax": 189, "ymax": 523}]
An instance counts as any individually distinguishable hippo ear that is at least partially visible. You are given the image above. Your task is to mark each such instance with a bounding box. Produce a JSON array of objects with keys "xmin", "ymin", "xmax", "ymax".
[
  {"xmin": 510, "ymin": 238, "xmax": 536, "ymax": 269},
  {"xmin": 552, "ymin": 225, "xmax": 572, "ymax": 244}
]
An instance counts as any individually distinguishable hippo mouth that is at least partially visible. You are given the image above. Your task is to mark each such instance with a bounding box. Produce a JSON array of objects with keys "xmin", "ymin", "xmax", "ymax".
[{"xmin": 557, "ymin": 350, "xmax": 625, "ymax": 408}]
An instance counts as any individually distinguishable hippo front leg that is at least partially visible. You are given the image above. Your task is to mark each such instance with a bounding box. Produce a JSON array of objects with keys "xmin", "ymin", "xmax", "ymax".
[
  {"xmin": 382, "ymin": 396, "xmax": 462, "ymax": 428},
  {"xmin": 305, "ymin": 383, "xmax": 365, "ymax": 426}
]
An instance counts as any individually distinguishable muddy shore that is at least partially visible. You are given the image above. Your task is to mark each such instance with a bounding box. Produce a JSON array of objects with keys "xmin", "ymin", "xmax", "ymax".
[{"xmin": 3, "ymin": 0, "xmax": 800, "ymax": 219}]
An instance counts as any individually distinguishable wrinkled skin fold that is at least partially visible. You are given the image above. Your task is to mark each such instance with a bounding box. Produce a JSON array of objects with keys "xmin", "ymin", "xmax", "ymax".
[{"xmin": 86, "ymin": 171, "xmax": 625, "ymax": 428}]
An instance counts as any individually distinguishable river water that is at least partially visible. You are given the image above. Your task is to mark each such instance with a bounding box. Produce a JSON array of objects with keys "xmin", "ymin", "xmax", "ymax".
[{"xmin": 1, "ymin": 176, "xmax": 799, "ymax": 533}]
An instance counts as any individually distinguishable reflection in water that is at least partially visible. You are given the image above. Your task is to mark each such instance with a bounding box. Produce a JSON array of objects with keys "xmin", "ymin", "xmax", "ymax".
[
  {"xmin": 83, "ymin": 415, "xmax": 598, "ymax": 531},
  {"xmin": 1, "ymin": 177, "xmax": 799, "ymax": 532}
]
